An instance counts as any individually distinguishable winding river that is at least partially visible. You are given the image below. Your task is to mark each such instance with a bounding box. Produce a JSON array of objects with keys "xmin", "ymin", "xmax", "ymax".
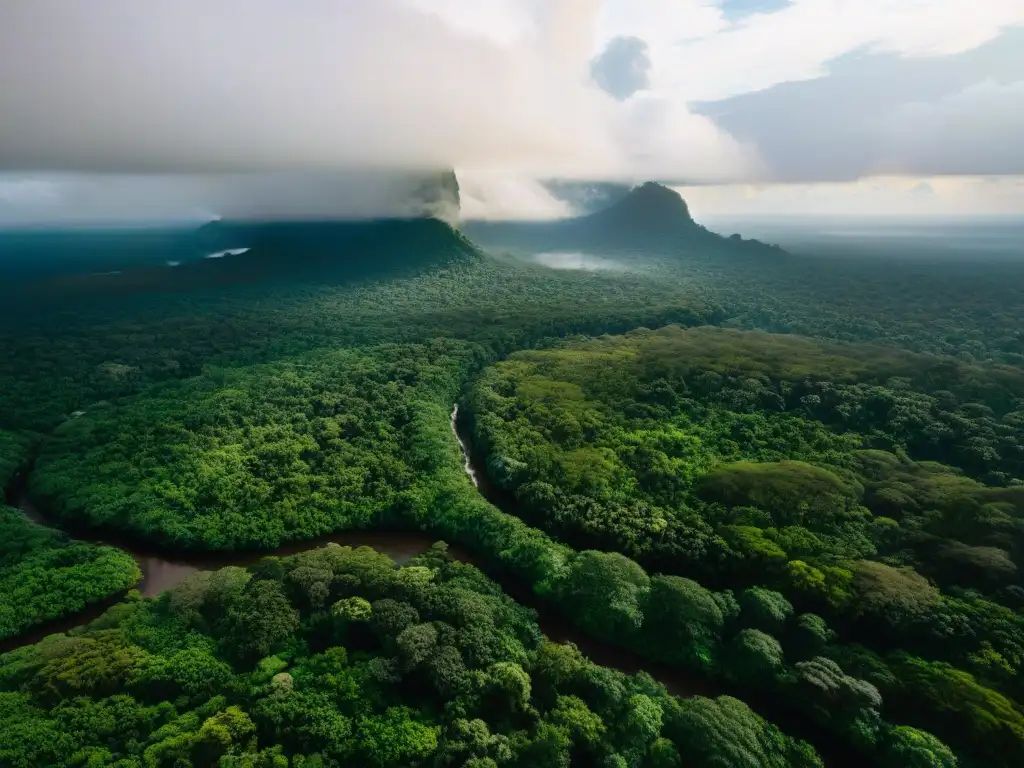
[
  {"xmin": 5, "ymin": 406, "xmax": 856, "ymax": 766},
  {"xmin": 1, "ymin": 406, "xmax": 712, "ymax": 697}
]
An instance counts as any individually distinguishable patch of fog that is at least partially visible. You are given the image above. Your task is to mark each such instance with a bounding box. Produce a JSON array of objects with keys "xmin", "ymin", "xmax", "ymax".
[
  {"xmin": 531, "ymin": 251, "xmax": 630, "ymax": 272},
  {"xmin": 90, "ymin": 270, "xmax": 122, "ymax": 276},
  {"xmin": 205, "ymin": 247, "xmax": 250, "ymax": 259},
  {"xmin": 166, "ymin": 260, "xmax": 181, "ymax": 267},
  {"xmin": 819, "ymin": 229, "xmax": 940, "ymax": 239}
]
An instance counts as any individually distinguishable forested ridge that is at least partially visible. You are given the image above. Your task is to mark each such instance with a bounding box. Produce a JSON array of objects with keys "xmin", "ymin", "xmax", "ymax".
[{"xmin": 1, "ymin": 207, "xmax": 1023, "ymax": 766}]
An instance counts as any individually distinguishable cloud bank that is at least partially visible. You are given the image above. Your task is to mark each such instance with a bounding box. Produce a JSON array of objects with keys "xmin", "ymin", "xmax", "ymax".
[
  {"xmin": 0, "ymin": 0, "xmax": 750, "ymax": 183},
  {"xmin": 0, "ymin": 0, "xmax": 1022, "ymax": 223},
  {"xmin": 694, "ymin": 27, "xmax": 1024, "ymax": 181}
]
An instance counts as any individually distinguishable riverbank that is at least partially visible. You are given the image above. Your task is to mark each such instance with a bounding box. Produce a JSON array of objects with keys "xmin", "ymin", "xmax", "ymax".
[
  {"xmin": 4, "ymin": 402, "xmax": 857, "ymax": 765},
  {"xmin": 0, "ymin": 413, "xmax": 713, "ymax": 697}
]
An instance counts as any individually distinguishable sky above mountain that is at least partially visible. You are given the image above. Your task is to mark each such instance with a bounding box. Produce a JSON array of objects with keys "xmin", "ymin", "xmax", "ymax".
[{"xmin": 0, "ymin": 0, "xmax": 1021, "ymax": 223}]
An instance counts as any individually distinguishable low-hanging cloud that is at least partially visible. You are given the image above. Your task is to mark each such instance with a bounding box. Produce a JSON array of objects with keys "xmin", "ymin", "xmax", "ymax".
[
  {"xmin": 0, "ymin": 0, "xmax": 751, "ymax": 183},
  {"xmin": 0, "ymin": 170, "xmax": 467, "ymax": 227},
  {"xmin": 2, "ymin": 0, "xmax": 1020, "ymax": 225},
  {"xmin": 0, "ymin": 1, "xmax": 606, "ymax": 175}
]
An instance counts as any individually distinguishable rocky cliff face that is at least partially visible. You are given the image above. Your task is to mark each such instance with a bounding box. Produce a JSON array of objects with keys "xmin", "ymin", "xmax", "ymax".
[{"xmin": 412, "ymin": 169, "xmax": 461, "ymax": 224}]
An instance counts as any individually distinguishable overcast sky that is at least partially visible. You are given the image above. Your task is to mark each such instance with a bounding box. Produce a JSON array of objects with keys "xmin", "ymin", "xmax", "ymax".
[{"xmin": 0, "ymin": 0, "xmax": 1021, "ymax": 223}]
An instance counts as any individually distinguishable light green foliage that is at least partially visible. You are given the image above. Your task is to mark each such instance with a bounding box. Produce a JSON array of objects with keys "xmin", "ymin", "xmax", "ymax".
[
  {"xmin": 0, "ymin": 505, "xmax": 140, "ymax": 640},
  {"xmin": 333, "ymin": 597, "xmax": 372, "ymax": 622},
  {"xmin": 882, "ymin": 725, "xmax": 958, "ymax": 768},
  {"xmin": 31, "ymin": 342, "xmax": 474, "ymax": 550},
  {"xmin": 886, "ymin": 653, "xmax": 1024, "ymax": 767},
  {"xmin": 550, "ymin": 695, "xmax": 605, "ymax": 746},
  {"xmin": 698, "ymin": 460, "xmax": 861, "ymax": 529},
  {"xmin": 737, "ymin": 588, "xmax": 793, "ymax": 635},
  {"xmin": 783, "ymin": 560, "xmax": 852, "ymax": 608},
  {"xmin": 1, "ymin": 222, "xmax": 1022, "ymax": 768},
  {"xmin": 847, "ymin": 561, "xmax": 941, "ymax": 626},
  {"xmin": 354, "ymin": 706, "xmax": 439, "ymax": 766},
  {"xmin": 725, "ymin": 630, "xmax": 785, "ymax": 686},
  {"xmin": 486, "ymin": 661, "xmax": 531, "ymax": 712}
]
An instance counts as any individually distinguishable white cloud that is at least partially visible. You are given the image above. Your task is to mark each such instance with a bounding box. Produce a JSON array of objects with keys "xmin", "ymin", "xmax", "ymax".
[
  {"xmin": 678, "ymin": 175, "xmax": 1024, "ymax": 217},
  {"xmin": 612, "ymin": 94, "xmax": 762, "ymax": 182},
  {"xmin": 658, "ymin": 0, "xmax": 1024, "ymax": 102},
  {"xmin": 0, "ymin": 1, "xmax": 613, "ymax": 176},
  {"xmin": 0, "ymin": 0, "xmax": 758, "ymax": 185},
  {"xmin": 0, "ymin": 0, "xmax": 1022, "ymax": 223},
  {"xmin": 877, "ymin": 79, "xmax": 1024, "ymax": 175},
  {"xmin": 459, "ymin": 172, "xmax": 575, "ymax": 219}
]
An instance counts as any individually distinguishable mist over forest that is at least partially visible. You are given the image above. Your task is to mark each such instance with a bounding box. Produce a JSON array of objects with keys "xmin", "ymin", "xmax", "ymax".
[{"xmin": 2, "ymin": 2, "xmax": 1024, "ymax": 766}]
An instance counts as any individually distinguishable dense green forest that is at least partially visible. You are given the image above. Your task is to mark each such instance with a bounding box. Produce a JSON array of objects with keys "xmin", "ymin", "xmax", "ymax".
[
  {"xmin": 0, "ymin": 506, "xmax": 141, "ymax": 642},
  {"xmin": 0, "ymin": 543, "xmax": 823, "ymax": 767},
  {"xmin": 467, "ymin": 325, "xmax": 1024, "ymax": 765},
  {"xmin": 1, "ymin": 428, "xmax": 142, "ymax": 641},
  {"xmin": 0, "ymin": 428, "xmax": 30, "ymax": 488},
  {"xmin": 1, "ymin": 195, "xmax": 1024, "ymax": 766},
  {"xmin": 30, "ymin": 340, "xmax": 479, "ymax": 550}
]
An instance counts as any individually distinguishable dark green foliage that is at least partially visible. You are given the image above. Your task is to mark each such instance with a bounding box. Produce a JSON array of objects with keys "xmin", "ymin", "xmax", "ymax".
[
  {"xmin": 0, "ymin": 506, "xmax": 140, "ymax": 640},
  {"xmin": 640, "ymin": 576, "xmax": 725, "ymax": 669},
  {"xmin": 786, "ymin": 657, "xmax": 882, "ymax": 748},
  {"xmin": 0, "ymin": 429, "xmax": 30, "ymax": 488},
  {"xmin": 2, "ymin": 219, "xmax": 1022, "ymax": 768},
  {"xmin": 661, "ymin": 695, "xmax": 824, "ymax": 767},
  {"xmin": 724, "ymin": 630, "xmax": 785, "ymax": 686},
  {"xmin": 555, "ymin": 551, "xmax": 649, "ymax": 641},
  {"xmin": 0, "ymin": 545, "xmax": 817, "ymax": 767},
  {"xmin": 788, "ymin": 614, "xmax": 835, "ymax": 661},
  {"xmin": 885, "ymin": 653, "xmax": 1024, "ymax": 767},
  {"xmin": 737, "ymin": 588, "xmax": 793, "ymax": 635}
]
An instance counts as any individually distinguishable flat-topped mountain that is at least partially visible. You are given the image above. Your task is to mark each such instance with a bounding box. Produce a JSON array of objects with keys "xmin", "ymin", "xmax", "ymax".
[{"xmin": 33, "ymin": 217, "xmax": 482, "ymax": 299}]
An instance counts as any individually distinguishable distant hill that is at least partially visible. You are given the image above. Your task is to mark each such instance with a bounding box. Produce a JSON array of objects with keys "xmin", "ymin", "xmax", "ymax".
[
  {"xmin": 27, "ymin": 217, "xmax": 482, "ymax": 300},
  {"xmin": 0, "ymin": 227, "xmax": 203, "ymax": 284},
  {"xmin": 464, "ymin": 182, "xmax": 786, "ymax": 256}
]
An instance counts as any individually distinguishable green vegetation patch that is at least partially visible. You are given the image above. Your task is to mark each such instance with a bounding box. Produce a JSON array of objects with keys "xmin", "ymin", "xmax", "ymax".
[
  {"xmin": 0, "ymin": 429, "xmax": 30, "ymax": 489},
  {"xmin": 0, "ymin": 505, "xmax": 140, "ymax": 641},
  {"xmin": 0, "ymin": 544, "xmax": 820, "ymax": 768},
  {"xmin": 31, "ymin": 341, "xmax": 477, "ymax": 550},
  {"xmin": 468, "ymin": 325, "xmax": 1024, "ymax": 766}
]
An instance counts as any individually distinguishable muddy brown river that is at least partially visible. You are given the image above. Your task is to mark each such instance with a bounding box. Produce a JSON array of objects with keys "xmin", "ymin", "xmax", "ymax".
[
  {"xmin": 3, "ymin": 406, "xmax": 713, "ymax": 697},
  {"xmin": 5, "ymin": 405, "xmax": 857, "ymax": 767}
]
